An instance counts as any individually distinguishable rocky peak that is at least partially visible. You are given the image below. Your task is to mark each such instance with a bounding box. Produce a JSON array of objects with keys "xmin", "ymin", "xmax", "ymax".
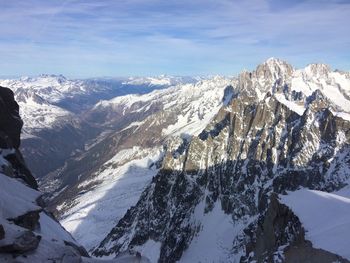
[
  {"xmin": 255, "ymin": 57, "xmax": 294, "ymax": 81},
  {"xmin": 304, "ymin": 63, "xmax": 331, "ymax": 78},
  {"xmin": 92, "ymin": 66, "xmax": 350, "ymax": 262},
  {"xmin": 235, "ymin": 58, "xmax": 295, "ymax": 100}
]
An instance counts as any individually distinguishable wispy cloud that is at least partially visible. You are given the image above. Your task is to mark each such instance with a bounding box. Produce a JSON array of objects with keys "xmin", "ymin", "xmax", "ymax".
[{"xmin": 0, "ymin": 0, "xmax": 349, "ymax": 77}]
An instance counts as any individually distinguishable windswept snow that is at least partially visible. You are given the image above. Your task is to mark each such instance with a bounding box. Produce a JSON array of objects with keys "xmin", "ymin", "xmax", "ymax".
[{"xmin": 280, "ymin": 188, "xmax": 350, "ymax": 260}]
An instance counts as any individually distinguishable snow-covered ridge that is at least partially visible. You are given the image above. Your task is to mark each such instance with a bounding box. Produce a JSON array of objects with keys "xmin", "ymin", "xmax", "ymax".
[
  {"xmin": 95, "ymin": 76, "xmax": 235, "ymax": 137},
  {"xmin": 280, "ymin": 188, "xmax": 350, "ymax": 260},
  {"xmin": 95, "ymin": 59, "xmax": 350, "ymax": 132}
]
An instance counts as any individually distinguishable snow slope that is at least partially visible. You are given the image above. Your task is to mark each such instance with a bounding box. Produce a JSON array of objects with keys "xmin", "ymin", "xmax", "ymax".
[
  {"xmin": 0, "ymin": 172, "xmax": 81, "ymax": 262},
  {"xmin": 280, "ymin": 188, "xmax": 350, "ymax": 260},
  {"xmin": 60, "ymin": 147, "xmax": 163, "ymax": 251},
  {"xmin": 123, "ymin": 75, "xmax": 199, "ymax": 86},
  {"xmin": 0, "ymin": 172, "xmax": 152, "ymax": 262},
  {"xmin": 179, "ymin": 201, "xmax": 244, "ymax": 263}
]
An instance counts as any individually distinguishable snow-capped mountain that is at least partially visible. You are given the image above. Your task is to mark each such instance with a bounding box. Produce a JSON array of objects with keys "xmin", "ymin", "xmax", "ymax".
[
  {"xmin": 80, "ymin": 58, "xmax": 349, "ymax": 262},
  {"xmin": 122, "ymin": 75, "xmax": 200, "ymax": 87},
  {"xmin": 0, "ymin": 75, "xmax": 77, "ymax": 136}
]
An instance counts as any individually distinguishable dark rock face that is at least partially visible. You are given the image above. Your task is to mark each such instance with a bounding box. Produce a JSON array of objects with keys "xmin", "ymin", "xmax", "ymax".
[
  {"xmin": 0, "ymin": 86, "xmax": 23, "ymax": 149},
  {"xmin": 0, "ymin": 225, "xmax": 4, "ymax": 240},
  {"xmin": 9, "ymin": 210, "xmax": 41, "ymax": 231},
  {"xmin": 284, "ymin": 241, "xmax": 350, "ymax": 263},
  {"xmin": 0, "ymin": 86, "xmax": 38, "ymax": 189},
  {"xmin": 242, "ymin": 194, "xmax": 305, "ymax": 262},
  {"xmin": 93, "ymin": 61, "xmax": 350, "ymax": 262}
]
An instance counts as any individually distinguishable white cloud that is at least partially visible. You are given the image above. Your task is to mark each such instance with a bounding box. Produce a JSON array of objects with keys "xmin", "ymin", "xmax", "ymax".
[{"xmin": 0, "ymin": 0, "xmax": 349, "ymax": 76}]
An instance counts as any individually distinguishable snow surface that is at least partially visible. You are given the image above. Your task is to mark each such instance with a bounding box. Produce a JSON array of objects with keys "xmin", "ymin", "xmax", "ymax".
[
  {"xmin": 60, "ymin": 147, "xmax": 163, "ymax": 250},
  {"xmin": 179, "ymin": 201, "xmax": 243, "ymax": 263},
  {"xmin": 0, "ymin": 170, "xmax": 153, "ymax": 262},
  {"xmin": 0, "ymin": 173, "xmax": 41, "ymax": 219},
  {"xmin": 0, "ymin": 172, "xmax": 81, "ymax": 262},
  {"xmin": 280, "ymin": 188, "xmax": 350, "ymax": 260},
  {"xmin": 134, "ymin": 239, "xmax": 161, "ymax": 263}
]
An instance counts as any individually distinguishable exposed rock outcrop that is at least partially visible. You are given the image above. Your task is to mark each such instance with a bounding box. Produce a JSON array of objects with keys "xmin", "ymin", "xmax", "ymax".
[{"xmin": 0, "ymin": 86, "xmax": 37, "ymax": 189}]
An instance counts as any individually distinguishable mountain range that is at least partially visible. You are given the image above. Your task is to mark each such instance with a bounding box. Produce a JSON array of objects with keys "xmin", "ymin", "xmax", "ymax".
[{"xmin": 1, "ymin": 58, "xmax": 350, "ymax": 262}]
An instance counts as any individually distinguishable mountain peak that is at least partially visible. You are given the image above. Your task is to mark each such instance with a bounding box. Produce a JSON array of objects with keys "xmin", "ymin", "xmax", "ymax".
[{"xmin": 255, "ymin": 58, "xmax": 294, "ymax": 80}]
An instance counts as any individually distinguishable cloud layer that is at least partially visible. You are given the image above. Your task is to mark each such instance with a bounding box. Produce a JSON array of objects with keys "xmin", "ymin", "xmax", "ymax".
[{"xmin": 0, "ymin": 0, "xmax": 349, "ymax": 77}]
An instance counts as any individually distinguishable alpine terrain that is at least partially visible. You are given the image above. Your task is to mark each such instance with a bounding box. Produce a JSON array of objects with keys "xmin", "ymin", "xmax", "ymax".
[{"xmin": 1, "ymin": 58, "xmax": 350, "ymax": 263}]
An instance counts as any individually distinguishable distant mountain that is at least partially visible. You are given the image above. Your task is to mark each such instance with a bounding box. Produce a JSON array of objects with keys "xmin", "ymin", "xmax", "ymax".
[{"xmin": 0, "ymin": 74, "xmax": 196, "ymax": 178}]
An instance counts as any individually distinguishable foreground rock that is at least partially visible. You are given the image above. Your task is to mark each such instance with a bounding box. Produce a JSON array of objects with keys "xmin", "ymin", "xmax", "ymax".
[{"xmin": 0, "ymin": 86, "xmax": 89, "ymax": 262}]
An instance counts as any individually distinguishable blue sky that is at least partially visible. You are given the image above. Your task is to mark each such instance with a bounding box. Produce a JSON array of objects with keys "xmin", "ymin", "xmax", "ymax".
[{"xmin": 0, "ymin": 0, "xmax": 349, "ymax": 77}]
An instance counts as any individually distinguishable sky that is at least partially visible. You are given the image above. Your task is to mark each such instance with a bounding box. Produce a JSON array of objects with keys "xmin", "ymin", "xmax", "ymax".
[{"xmin": 0, "ymin": 0, "xmax": 349, "ymax": 77}]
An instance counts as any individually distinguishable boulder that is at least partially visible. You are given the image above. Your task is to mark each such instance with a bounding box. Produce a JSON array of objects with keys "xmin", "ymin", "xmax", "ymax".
[{"xmin": 0, "ymin": 231, "xmax": 41, "ymax": 253}]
